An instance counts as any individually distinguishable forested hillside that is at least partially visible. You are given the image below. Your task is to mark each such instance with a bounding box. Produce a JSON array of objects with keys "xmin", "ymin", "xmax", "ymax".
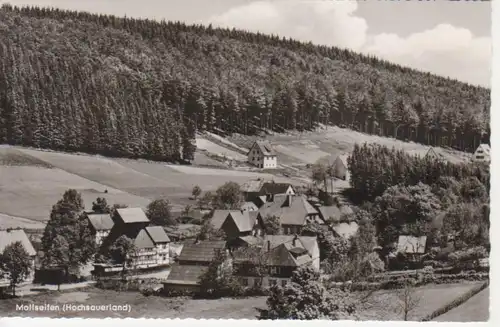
[{"xmin": 0, "ymin": 5, "xmax": 490, "ymax": 162}]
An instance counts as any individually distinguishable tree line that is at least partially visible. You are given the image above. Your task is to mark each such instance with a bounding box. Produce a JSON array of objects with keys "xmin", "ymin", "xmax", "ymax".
[
  {"xmin": 0, "ymin": 4, "xmax": 490, "ymax": 163},
  {"xmin": 346, "ymin": 143, "xmax": 489, "ymax": 252}
]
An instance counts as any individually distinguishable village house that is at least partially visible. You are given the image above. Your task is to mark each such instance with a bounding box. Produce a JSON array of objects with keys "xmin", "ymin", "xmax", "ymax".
[
  {"xmin": 85, "ymin": 212, "xmax": 114, "ymax": 246},
  {"xmin": 331, "ymin": 154, "xmax": 349, "ymax": 181},
  {"xmin": 396, "ymin": 235, "xmax": 428, "ymax": 263},
  {"xmin": 232, "ymin": 234, "xmax": 319, "ymax": 289},
  {"xmin": 0, "ymin": 229, "xmax": 37, "ymax": 284},
  {"xmin": 257, "ymin": 194, "xmax": 321, "ymax": 235},
  {"xmin": 425, "ymin": 147, "xmax": 440, "ymax": 161},
  {"xmin": 247, "ymin": 141, "xmax": 278, "ymax": 169},
  {"xmin": 472, "ymin": 144, "xmax": 491, "ymax": 163},
  {"xmin": 99, "ymin": 208, "xmax": 170, "ymax": 270},
  {"xmin": 316, "ymin": 204, "xmax": 354, "ymax": 224},
  {"xmin": 210, "ymin": 210, "xmax": 265, "ymax": 241},
  {"xmin": 162, "ymin": 240, "xmax": 228, "ymax": 293}
]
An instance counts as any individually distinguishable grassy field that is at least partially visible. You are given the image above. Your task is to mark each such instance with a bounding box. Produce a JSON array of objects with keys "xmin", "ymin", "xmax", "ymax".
[
  {"xmin": 0, "ymin": 213, "xmax": 46, "ymax": 229},
  {"xmin": 433, "ymin": 287, "xmax": 489, "ymax": 322},
  {"xmin": 228, "ymin": 126, "xmax": 471, "ymax": 168},
  {"xmin": 0, "ymin": 125, "xmax": 472, "ymax": 226},
  {"xmin": 0, "ymin": 145, "xmax": 299, "ymax": 222},
  {"xmin": 356, "ymin": 281, "xmax": 485, "ymax": 321},
  {"xmin": 0, "ymin": 282, "xmax": 484, "ymax": 320}
]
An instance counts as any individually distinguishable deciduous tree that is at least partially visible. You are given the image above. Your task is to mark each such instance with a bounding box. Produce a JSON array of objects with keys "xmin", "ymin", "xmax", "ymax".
[{"xmin": 0, "ymin": 241, "xmax": 32, "ymax": 296}]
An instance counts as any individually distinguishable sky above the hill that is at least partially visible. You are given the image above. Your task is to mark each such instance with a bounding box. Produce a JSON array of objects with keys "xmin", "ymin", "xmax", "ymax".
[{"xmin": 2, "ymin": 0, "xmax": 493, "ymax": 87}]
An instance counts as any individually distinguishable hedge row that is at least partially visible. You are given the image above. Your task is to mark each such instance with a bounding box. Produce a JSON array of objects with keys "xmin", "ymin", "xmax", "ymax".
[
  {"xmin": 421, "ymin": 280, "xmax": 489, "ymax": 321},
  {"xmin": 330, "ymin": 272, "xmax": 489, "ymax": 291}
]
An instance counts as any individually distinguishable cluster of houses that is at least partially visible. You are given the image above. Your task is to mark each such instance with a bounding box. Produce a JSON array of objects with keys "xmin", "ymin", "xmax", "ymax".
[{"xmin": 162, "ymin": 180, "xmax": 357, "ymax": 292}]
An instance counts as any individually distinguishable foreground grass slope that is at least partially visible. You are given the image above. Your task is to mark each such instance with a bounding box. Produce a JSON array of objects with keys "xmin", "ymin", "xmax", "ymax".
[
  {"xmin": 433, "ymin": 287, "xmax": 489, "ymax": 322},
  {"xmin": 0, "ymin": 282, "xmax": 484, "ymax": 319}
]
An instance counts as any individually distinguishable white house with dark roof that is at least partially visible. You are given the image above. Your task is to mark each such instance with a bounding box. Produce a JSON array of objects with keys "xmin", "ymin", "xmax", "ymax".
[
  {"xmin": 0, "ymin": 229, "xmax": 37, "ymax": 283},
  {"xmin": 129, "ymin": 226, "xmax": 171, "ymax": 268},
  {"xmin": 247, "ymin": 141, "xmax": 277, "ymax": 169},
  {"xmin": 472, "ymin": 144, "xmax": 491, "ymax": 163},
  {"xmin": 86, "ymin": 213, "xmax": 114, "ymax": 246}
]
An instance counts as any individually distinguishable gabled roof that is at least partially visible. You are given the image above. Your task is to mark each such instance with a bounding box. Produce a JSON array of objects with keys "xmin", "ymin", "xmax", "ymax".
[
  {"xmin": 164, "ymin": 264, "xmax": 208, "ymax": 285},
  {"xmin": 332, "ymin": 222, "xmax": 359, "ymax": 240},
  {"xmin": 476, "ymin": 144, "xmax": 491, "ymax": 154},
  {"xmin": 232, "ymin": 237, "xmax": 314, "ymax": 268},
  {"xmin": 226, "ymin": 211, "xmax": 254, "ymax": 233},
  {"xmin": 259, "ymin": 182, "xmax": 294, "ymax": 195},
  {"xmin": 145, "ymin": 226, "xmax": 170, "ymax": 244},
  {"xmin": 264, "ymin": 235, "xmax": 318, "ymax": 258},
  {"xmin": 397, "ymin": 235, "xmax": 427, "ymax": 254},
  {"xmin": 210, "ymin": 210, "xmax": 239, "ymax": 230},
  {"xmin": 258, "ymin": 194, "xmax": 318, "ymax": 226},
  {"xmin": 87, "ymin": 213, "xmax": 114, "ymax": 231},
  {"xmin": 177, "ymin": 240, "xmax": 227, "ymax": 263},
  {"xmin": 317, "ymin": 206, "xmax": 342, "ymax": 223},
  {"xmin": 0, "ymin": 229, "xmax": 36, "ymax": 256},
  {"xmin": 133, "ymin": 229, "xmax": 155, "ymax": 249},
  {"xmin": 116, "ymin": 208, "xmax": 150, "ymax": 224},
  {"xmin": 425, "ymin": 147, "xmax": 439, "ymax": 159},
  {"xmin": 249, "ymin": 141, "xmax": 276, "ymax": 156},
  {"xmin": 334, "ymin": 154, "xmax": 349, "ymax": 167}
]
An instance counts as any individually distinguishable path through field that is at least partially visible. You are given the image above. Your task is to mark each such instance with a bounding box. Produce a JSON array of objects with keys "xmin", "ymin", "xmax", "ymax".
[{"xmin": 433, "ymin": 287, "xmax": 489, "ymax": 322}]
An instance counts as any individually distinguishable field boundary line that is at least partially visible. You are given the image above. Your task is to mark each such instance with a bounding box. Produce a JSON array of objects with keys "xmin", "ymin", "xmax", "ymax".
[{"xmin": 421, "ymin": 280, "xmax": 489, "ymax": 321}]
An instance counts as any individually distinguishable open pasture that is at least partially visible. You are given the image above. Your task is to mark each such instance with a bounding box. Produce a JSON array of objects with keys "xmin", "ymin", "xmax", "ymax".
[{"xmin": 356, "ymin": 281, "xmax": 484, "ymax": 321}]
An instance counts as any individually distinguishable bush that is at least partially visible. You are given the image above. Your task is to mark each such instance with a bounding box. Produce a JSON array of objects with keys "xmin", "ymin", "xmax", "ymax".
[{"xmin": 161, "ymin": 288, "xmax": 195, "ymax": 298}]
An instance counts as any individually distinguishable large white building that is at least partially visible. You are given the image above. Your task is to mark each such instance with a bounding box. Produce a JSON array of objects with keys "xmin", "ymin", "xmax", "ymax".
[
  {"xmin": 247, "ymin": 141, "xmax": 277, "ymax": 169},
  {"xmin": 472, "ymin": 144, "xmax": 490, "ymax": 163}
]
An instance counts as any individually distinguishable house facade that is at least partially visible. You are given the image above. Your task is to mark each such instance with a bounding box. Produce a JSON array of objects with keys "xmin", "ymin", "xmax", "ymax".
[
  {"xmin": 472, "ymin": 144, "xmax": 491, "ymax": 163},
  {"xmin": 232, "ymin": 235, "xmax": 319, "ymax": 288},
  {"xmin": 100, "ymin": 207, "xmax": 170, "ymax": 270},
  {"xmin": 0, "ymin": 229, "xmax": 37, "ymax": 283},
  {"xmin": 247, "ymin": 141, "xmax": 278, "ymax": 169},
  {"xmin": 86, "ymin": 213, "xmax": 114, "ymax": 246}
]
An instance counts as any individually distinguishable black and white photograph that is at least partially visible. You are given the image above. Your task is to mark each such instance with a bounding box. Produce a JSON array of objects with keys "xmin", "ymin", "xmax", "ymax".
[{"xmin": 0, "ymin": 0, "xmax": 493, "ymax": 322}]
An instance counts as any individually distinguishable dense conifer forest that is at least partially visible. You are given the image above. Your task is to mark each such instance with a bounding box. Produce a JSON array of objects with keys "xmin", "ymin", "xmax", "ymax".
[{"xmin": 0, "ymin": 5, "xmax": 491, "ymax": 161}]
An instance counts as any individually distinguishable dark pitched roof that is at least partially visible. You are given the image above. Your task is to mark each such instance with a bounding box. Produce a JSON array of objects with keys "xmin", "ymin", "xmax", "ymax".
[
  {"xmin": 226, "ymin": 211, "xmax": 254, "ymax": 232},
  {"xmin": 116, "ymin": 208, "xmax": 150, "ymax": 224},
  {"xmin": 233, "ymin": 242, "xmax": 312, "ymax": 268},
  {"xmin": 177, "ymin": 240, "xmax": 227, "ymax": 263},
  {"xmin": 0, "ymin": 229, "xmax": 36, "ymax": 256},
  {"xmin": 87, "ymin": 213, "xmax": 114, "ymax": 231},
  {"xmin": 164, "ymin": 264, "xmax": 207, "ymax": 285},
  {"xmin": 145, "ymin": 226, "xmax": 170, "ymax": 244},
  {"xmin": 250, "ymin": 141, "xmax": 276, "ymax": 156},
  {"xmin": 210, "ymin": 210, "xmax": 235, "ymax": 230},
  {"xmin": 264, "ymin": 235, "xmax": 318, "ymax": 258},
  {"xmin": 258, "ymin": 194, "xmax": 318, "ymax": 226},
  {"xmin": 259, "ymin": 182, "xmax": 293, "ymax": 195},
  {"xmin": 317, "ymin": 206, "xmax": 342, "ymax": 223}
]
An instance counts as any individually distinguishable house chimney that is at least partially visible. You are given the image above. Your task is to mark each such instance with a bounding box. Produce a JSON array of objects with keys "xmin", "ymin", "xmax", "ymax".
[
  {"xmin": 293, "ymin": 234, "xmax": 298, "ymax": 247},
  {"xmin": 267, "ymin": 240, "xmax": 271, "ymax": 251}
]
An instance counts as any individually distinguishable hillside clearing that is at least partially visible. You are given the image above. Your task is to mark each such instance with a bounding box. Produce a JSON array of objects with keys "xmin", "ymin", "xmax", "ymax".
[
  {"xmin": 195, "ymin": 137, "xmax": 247, "ymax": 161},
  {"xmin": 228, "ymin": 126, "xmax": 471, "ymax": 167},
  {"xmin": 0, "ymin": 165, "xmax": 150, "ymax": 221}
]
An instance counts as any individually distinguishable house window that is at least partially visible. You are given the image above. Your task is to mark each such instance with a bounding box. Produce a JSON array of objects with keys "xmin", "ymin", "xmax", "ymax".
[
  {"xmin": 476, "ymin": 155, "xmax": 484, "ymax": 159},
  {"xmin": 281, "ymin": 280, "xmax": 287, "ymax": 287},
  {"xmin": 242, "ymin": 278, "xmax": 249, "ymax": 286},
  {"xmin": 269, "ymin": 279, "xmax": 277, "ymax": 286}
]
